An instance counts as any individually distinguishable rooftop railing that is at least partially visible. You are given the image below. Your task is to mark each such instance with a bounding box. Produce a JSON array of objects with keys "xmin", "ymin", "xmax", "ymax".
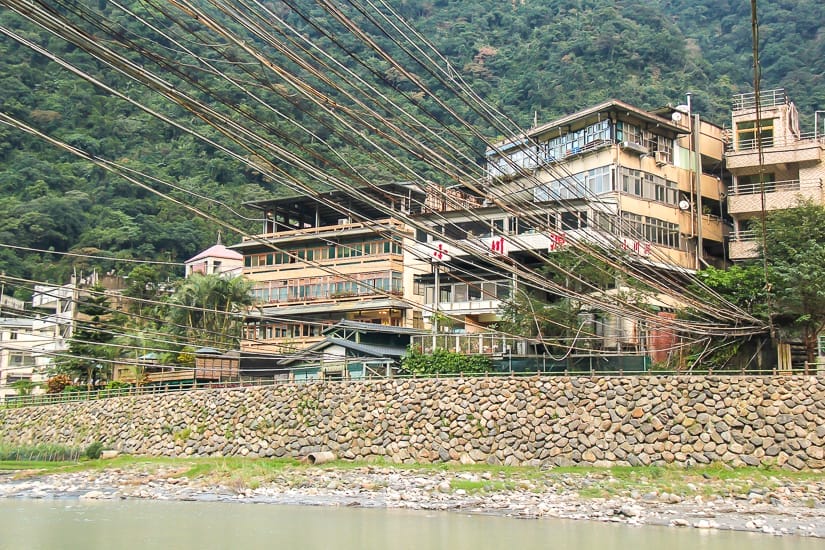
[{"xmin": 732, "ymin": 88, "xmax": 787, "ymax": 111}]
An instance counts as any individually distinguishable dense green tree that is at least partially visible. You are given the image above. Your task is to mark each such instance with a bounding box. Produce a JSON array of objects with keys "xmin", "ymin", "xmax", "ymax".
[
  {"xmin": 761, "ymin": 200, "xmax": 825, "ymax": 364},
  {"xmin": 1, "ymin": 0, "xmax": 824, "ymax": 317},
  {"xmin": 64, "ymin": 284, "xmax": 118, "ymax": 388}
]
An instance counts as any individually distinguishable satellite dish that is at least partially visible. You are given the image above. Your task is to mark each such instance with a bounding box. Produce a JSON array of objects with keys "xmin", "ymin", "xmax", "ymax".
[
  {"xmin": 678, "ymin": 200, "xmax": 691, "ymax": 211},
  {"xmin": 671, "ymin": 112, "xmax": 683, "ymax": 122},
  {"xmin": 675, "ymin": 104, "xmax": 690, "ymax": 114}
]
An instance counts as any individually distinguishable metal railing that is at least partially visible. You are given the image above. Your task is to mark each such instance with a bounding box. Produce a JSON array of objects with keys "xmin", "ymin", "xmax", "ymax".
[
  {"xmin": 3, "ymin": 366, "xmax": 820, "ymax": 410},
  {"xmin": 732, "ymin": 89, "xmax": 787, "ymax": 111},
  {"xmin": 728, "ymin": 132, "xmax": 825, "ymax": 152},
  {"xmin": 728, "ymin": 178, "xmax": 823, "ymax": 196},
  {"xmin": 730, "ymin": 229, "xmax": 759, "ymax": 243}
]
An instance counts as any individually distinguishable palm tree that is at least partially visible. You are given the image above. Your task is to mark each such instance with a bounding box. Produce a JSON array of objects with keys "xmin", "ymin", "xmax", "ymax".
[{"xmin": 166, "ymin": 274, "xmax": 253, "ymax": 350}]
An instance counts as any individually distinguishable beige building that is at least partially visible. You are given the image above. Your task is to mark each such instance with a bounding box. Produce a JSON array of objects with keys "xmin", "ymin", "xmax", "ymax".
[
  {"xmin": 233, "ymin": 183, "xmax": 427, "ymax": 354},
  {"xmin": 0, "ymin": 286, "xmax": 74, "ymax": 400},
  {"xmin": 726, "ymin": 89, "xmax": 825, "ymax": 260},
  {"xmin": 409, "ymin": 99, "xmax": 727, "ymax": 342}
]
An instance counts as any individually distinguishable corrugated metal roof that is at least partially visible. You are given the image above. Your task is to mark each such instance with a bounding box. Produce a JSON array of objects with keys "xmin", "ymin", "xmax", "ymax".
[{"xmin": 279, "ymin": 337, "xmax": 406, "ymax": 366}]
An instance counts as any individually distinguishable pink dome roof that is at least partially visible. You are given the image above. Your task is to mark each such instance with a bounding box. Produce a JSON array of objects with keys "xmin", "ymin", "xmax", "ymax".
[{"xmin": 185, "ymin": 244, "xmax": 243, "ymax": 263}]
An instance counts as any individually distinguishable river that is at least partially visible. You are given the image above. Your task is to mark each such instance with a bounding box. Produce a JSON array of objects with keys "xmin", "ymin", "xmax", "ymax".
[{"xmin": 0, "ymin": 499, "xmax": 819, "ymax": 549}]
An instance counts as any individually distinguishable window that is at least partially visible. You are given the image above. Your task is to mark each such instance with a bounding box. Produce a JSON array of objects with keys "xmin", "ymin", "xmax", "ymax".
[
  {"xmin": 621, "ymin": 212, "xmax": 644, "ymax": 238},
  {"xmin": 645, "ymin": 218, "xmax": 680, "ymax": 249},
  {"xmin": 561, "ymin": 211, "xmax": 587, "ymax": 230},
  {"xmin": 585, "ymin": 165, "xmax": 612, "ymax": 194},
  {"xmin": 737, "ymin": 119, "xmax": 774, "ymax": 149},
  {"xmin": 593, "ymin": 212, "xmax": 615, "ymax": 233},
  {"xmin": 622, "ymin": 168, "xmax": 643, "ymax": 196},
  {"xmin": 656, "ymin": 135, "xmax": 673, "ymax": 163},
  {"xmin": 619, "ymin": 167, "xmax": 675, "ymax": 204}
]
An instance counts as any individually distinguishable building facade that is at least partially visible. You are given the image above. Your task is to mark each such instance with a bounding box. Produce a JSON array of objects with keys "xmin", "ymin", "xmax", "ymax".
[
  {"xmin": 233, "ymin": 183, "xmax": 428, "ymax": 354},
  {"xmin": 725, "ymin": 89, "xmax": 825, "ymax": 260},
  {"xmin": 408, "ymin": 100, "xmax": 727, "ymax": 356},
  {"xmin": 0, "ymin": 285, "xmax": 75, "ymax": 400}
]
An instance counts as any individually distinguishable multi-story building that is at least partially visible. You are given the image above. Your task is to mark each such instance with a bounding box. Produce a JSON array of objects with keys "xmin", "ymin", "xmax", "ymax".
[
  {"xmin": 233, "ymin": 183, "xmax": 427, "ymax": 354},
  {"xmin": 0, "ymin": 285, "xmax": 74, "ymax": 400},
  {"xmin": 725, "ymin": 89, "xmax": 825, "ymax": 260},
  {"xmin": 408, "ymin": 99, "xmax": 728, "ymax": 360}
]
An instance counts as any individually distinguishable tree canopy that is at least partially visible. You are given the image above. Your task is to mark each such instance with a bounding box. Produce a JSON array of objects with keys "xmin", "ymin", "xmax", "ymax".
[{"xmin": 2, "ymin": 1, "xmax": 824, "ymax": 293}]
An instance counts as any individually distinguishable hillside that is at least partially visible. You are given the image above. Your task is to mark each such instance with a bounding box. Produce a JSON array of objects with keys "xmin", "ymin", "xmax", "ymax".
[{"xmin": 0, "ymin": 0, "xmax": 823, "ymax": 294}]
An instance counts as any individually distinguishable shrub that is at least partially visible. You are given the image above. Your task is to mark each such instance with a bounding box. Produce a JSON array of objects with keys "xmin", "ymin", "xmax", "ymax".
[
  {"xmin": 401, "ymin": 347, "xmax": 493, "ymax": 375},
  {"xmin": 45, "ymin": 374, "xmax": 73, "ymax": 394},
  {"xmin": 84, "ymin": 441, "xmax": 103, "ymax": 459}
]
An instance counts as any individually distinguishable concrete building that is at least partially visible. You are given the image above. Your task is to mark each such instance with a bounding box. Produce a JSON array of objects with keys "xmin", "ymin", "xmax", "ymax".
[
  {"xmin": 725, "ymin": 88, "xmax": 825, "ymax": 260},
  {"xmin": 408, "ymin": 99, "xmax": 727, "ymax": 362},
  {"xmin": 233, "ymin": 183, "xmax": 427, "ymax": 354},
  {"xmin": 0, "ymin": 285, "xmax": 74, "ymax": 400}
]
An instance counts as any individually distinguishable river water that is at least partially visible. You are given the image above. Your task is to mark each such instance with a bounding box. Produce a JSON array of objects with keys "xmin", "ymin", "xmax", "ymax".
[{"xmin": 0, "ymin": 499, "xmax": 819, "ymax": 550}]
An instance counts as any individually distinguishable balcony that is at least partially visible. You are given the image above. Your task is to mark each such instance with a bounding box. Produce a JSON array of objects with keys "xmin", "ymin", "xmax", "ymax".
[
  {"xmin": 728, "ymin": 230, "xmax": 760, "ymax": 260},
  {"xmin": 424, "ymin": 298, "xmax": 502, "ymax": 318},
  {"xmin": 240, "ymin": 219, "xmax": 406, "ymax": 243},
  {"xmin": 727, "ymin": 179, "xmax": 823, "ymax": 215},
  {"xmin": 726, "ymin": 133, "xmax": 825, "ymax": 169}
]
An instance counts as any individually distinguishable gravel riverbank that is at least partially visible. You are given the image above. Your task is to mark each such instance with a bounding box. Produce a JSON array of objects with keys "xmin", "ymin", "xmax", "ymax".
[{"xmin": 1, "ymin": 463, "xmax": 823, "ymax": 538}]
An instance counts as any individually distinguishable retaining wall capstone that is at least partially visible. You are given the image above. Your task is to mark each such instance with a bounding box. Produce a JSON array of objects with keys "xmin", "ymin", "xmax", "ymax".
[{"xmin": 2, "ymin": 375, "xmax": 824, "ymax": 470}]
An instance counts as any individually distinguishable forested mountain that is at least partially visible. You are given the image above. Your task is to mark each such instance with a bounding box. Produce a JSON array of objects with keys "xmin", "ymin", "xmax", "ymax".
[{"xmin": 1, "ymin": 0, "xmax": 823, "ymax": 295}]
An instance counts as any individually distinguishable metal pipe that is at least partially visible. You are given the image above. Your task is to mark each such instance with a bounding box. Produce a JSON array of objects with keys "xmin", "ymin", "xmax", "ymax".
[{"xmin": 694, "ymin": 114, "xmax": 703, "ymax": 269}]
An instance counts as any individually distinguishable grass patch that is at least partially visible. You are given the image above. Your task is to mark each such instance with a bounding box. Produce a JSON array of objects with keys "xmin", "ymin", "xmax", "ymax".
[
  {"xmin": 449, "ymin": 478, "xmax": 516, "ymax": 493},
  {"xmin": 1, "ymin": 454, "xmax": 820, "ymax": 500}
]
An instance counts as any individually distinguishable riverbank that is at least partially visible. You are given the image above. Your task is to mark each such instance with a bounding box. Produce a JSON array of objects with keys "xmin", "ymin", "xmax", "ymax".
[{"xmin": 1, "ymin": 458, "xmax": 823, "ymax": 538}]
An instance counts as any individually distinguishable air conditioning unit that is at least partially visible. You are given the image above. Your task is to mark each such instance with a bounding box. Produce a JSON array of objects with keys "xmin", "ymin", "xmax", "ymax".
[
  {"xmin": 337, "ymin": 218, "xmax": 350, "ymax": 225},
  {"xmin": 654, "ymin": 151, "xmax": 668, "ymax": 165},
  {"xmin": 620, "ymin": 141, "xmax": 649, "ymax": 155}
]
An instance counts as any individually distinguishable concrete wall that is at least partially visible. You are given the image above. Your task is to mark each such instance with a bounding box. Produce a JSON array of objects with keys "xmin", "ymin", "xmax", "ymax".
[{"xmin": 2, "ymin": 375, "xmax": 824, "ymax": 470}]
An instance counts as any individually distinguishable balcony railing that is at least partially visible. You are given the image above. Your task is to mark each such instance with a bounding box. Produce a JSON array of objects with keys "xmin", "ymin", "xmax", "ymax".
[
  {"xmin": 728, "ymin": 132, "xmax": 825, "ymax": 152},
  {"xmin": 242, "ymin": 219, "xmax": 405, "ymax": 241},
  {"xmin": 411, "ymin": 333, "xmax": 532, "ymax": 355},
  {"xmin": 732, "ymin": 89, "xmax": 787, "ymax": 111},
  {"xmin": 728, "ymin": 178, "xmax": 822, "ymax": 196},
  {"xmin": 730, "ymin": 230, "xmax": 759, "ymax": 243}
]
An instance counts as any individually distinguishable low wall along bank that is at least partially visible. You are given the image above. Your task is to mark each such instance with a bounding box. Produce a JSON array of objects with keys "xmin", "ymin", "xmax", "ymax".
[{"xmin": 2, "ymin": 376, "xmax": 824, "ymax": 470}]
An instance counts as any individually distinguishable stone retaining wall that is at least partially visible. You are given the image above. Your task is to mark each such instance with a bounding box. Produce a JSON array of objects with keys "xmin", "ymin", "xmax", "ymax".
[{"xmin": 2, "ymin": 376, "xmax": 824, "ymax": 470}]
